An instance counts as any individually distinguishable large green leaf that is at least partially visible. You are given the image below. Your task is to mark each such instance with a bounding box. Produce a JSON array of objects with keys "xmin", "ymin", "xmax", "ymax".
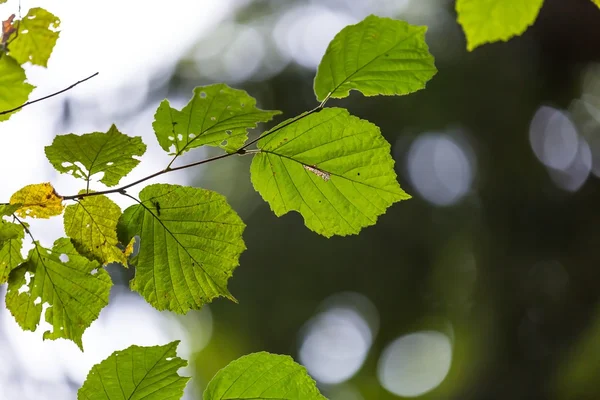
[
  {"xmin": 0, "ymin": 55, "xmax": 34, "ymax": 122},
  {"xmin": 5, "ymin": 238, "xmax": 112, "ymax": 350},
  {"xmin": 314, "ymin": 15, "xmax": 436, "ymax": 101},
  {"xmin": 78, "ymin": 341, "xmax": 189, "ymax": 400},
  {"xmin": 45, "ymin": 124, "xmax": 146, "ymax": 187},
  {"xmin": 153, "ymin": 84, "xmax": 281, "ymax": 155},
  {"xmin": 8, "ymin": 7, "xmax": 60, "ymax": 67},
  {"xmin": 0, "ymin": 221, "xmax": 24, "ymax": 284},
  {"xmin": 64, "ymin": 194, "xmax": 126, "ymax": 266},
  {"xmin": 204, "ymin": 352, "xmax": 326, "ymax": 400},
  {"xmin": 456, "ymin": 0, "xmax": 544, "ymax": 51},
  {"xmin": 251, "ymin": 107, "xmax": 410, "ymax": 237},
  {"xmin": 117, "ymin": 184, "xmax": 246, "ymax": 313}
]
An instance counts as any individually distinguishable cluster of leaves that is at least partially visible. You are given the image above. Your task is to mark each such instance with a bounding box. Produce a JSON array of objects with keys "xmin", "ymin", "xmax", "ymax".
[
  {"xmin": 0, "ymin": 6, "xmax": 60, "ymax": 120},
  {"xmin": 456, "ymin": 0, "xmax": 600, "ymax": 50},
  {"xmin": 0, "ymin": 8, "xmax": 437, "ymax": 397}
]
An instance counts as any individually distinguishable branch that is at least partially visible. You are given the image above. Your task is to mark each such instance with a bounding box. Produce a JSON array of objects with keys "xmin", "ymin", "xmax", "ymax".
[
  {"xmin": 0, "ymin": 72, "xmax": 99, "ymax": 116},
  {"xmin": 58, "ymin": 92, "xmax": 332, "ymax": 202}
]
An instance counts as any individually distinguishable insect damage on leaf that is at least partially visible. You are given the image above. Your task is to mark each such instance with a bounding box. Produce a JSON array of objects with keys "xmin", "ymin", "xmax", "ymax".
[
  {"xmin": 10, "ymin": 182, "xmax": 64, "ymax": 218},
  {"xmin": 303, "ymin": 164, "xmax": 331, "ymax": 182}
]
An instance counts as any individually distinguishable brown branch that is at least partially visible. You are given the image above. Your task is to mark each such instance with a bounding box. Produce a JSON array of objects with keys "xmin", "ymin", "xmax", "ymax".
[{"xmin": 0, "ymin": 72, "xmax": 99, "ymax": 116}]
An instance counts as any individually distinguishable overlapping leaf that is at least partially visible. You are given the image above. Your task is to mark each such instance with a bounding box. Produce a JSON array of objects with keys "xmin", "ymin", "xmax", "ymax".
[
  {"xmin": 117, "ymin": 184, "xmax": 246, "ymax": 313},
  {"xmin": 204, "ymin": 352, "xmax": 326, "ymax": 400},
  {"xmin": 456, "ymin": 0, "xmax": 544, "ymax": 51},
  {"xmin": 153, "ymin": 84, "xmax": 281, "ymax": 154},
  {"xmin": 0, "ymin": 55, "xmax": 34, "ymax": 122},
  {"xmin": 251, "ymin": 107, "xmax": 410, "ymax": 237},
  {"xmin": 45, "ymin": 124, "xmax": 146, "ymax": 187},
  {"xmin": 314, "ymin": 15, "xmax": 436, "ymax": 101},
  {"xmin": 10, "ymin": 182, "xmax": 64, "ymax": 218},
  {"xmin": 8, "ymin": 7, "xmax": 60, "ymax": 67},
  {"xmin": 64, "ymin": 194, "xmax": 126, "ymax": 266},
  {"xmin": 0, "ymin": 221, "xmax": 24, "ymax": 283},
  {"xmin": 78, "ymin": 341, "xmax": 189, "ymax": 400},
  {"xmin": 0, "ymin": 203, "xmax": 20, "ymax": 217},
  {"xmin": 5, "ymin": 238, "xmax": 111, "ymax": 349}
]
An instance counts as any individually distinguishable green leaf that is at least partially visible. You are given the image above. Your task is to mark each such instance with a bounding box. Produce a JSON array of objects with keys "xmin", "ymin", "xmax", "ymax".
[
  {"xmin": 204, "ymin": 352, "xmax": 326, "ymax": 400},
  {"xmin": 77, "ymin": 341, "xmax": 190, "ymax": 400},
  {"xmin": 456, "ymin": 0, "xmax": 544, "ymax": 51},
  {"xmin": 117, "ymin": 184, "xmax": 246, "ymax": 313},
  {"xmin": 314, "ymin": 15, "xmax": 436, "ymax": 101},
  {"xmin": 0, "ymin": 221, "xmax": 24, "ymax": 284},
  {"xmin": 153, "ymin": 84, "xmax": 281, "ymax": 155},
  {"xmin": 592, "ymin": 0, "xmax": 600, "ymax": 7},
  {"xmin": 0, "ymin": 203, "xmax": 21, "ymax": 217},
  {"xmin": 0, "ymin": 55, "xmax": 34, "ymax": 122},
  {"xmin": 251, "ymin": 107, "xmax": 410, "ymax": 237},
  {"xmin": 64, "ymin": 194, "xmax": 127, "ymax": 266},
  {"xmin": 45, "ymin": 124, "xmax": 146, "ymax": 187},
  {"xmin": 8, "ymin": 7, "xmax": 60, "ymax": 67},
  {"xmin": 5, "ymin": 238, "xmax": 112, "ymax": 350}
]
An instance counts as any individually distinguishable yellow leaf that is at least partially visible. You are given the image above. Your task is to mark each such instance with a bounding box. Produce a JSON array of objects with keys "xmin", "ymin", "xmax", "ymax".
[
  {"xmin": 123, "ymin": 236, "xmax": 137, "ymax": 259},
  {"xmin": 592, "ymin": 0, "xmax": 600, "ymax": 8},
  {"xmin": 10, "ymin": 183, "xmax": 64, "ymax": 218}
]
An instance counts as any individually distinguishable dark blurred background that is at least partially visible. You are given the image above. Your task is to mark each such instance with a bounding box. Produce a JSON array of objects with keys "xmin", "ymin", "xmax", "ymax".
[{"xmin": 2, "ymin": 0, "xmax": 600, "ymax": 399}]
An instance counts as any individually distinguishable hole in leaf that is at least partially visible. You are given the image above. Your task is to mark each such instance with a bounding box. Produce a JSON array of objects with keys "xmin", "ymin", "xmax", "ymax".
[
  {"xmin": 189, "ymin": 133, "xmax": 196, "ymax": 139},
  {"xmin": 200, "ymin": 91, "xmax": 207, "ymax": 98},
  {"xmin": 34, "ymin": 297, "xmax": 41, "ymax": 305},
  {"xmin": 225, "ymin": 130, "xmax": 232, "ymax": 135},
  {"xmin": 177, "ymin": 134, "xmax": 183, "ymax": 141},
  {"xmin": 220, "ymin": 140, "xmax": 228, "ymax": 146},
  {"xmin": 21, "ymin": 29, "xmax": 29, "ymax": 33},
  {"xmin": 166, "ymin": 357, "xmax": 173, "ymax": 361},
  {"xmin": 59, "ymin": 254, "xmax": 69, "ymax": 263},
  {"xmin": 61, "ymin": 162, "xmax": 73, "ymax": 168},
  {"xmin": 91, "ymin": 268, "xmax": 98, "ymax": 276},
  {"xmin": 106, "ymin": 162, "xmax": 114, "ymax": 166},
  {"xmin": 168, "ymin": 136, "xmax": 174, "ymax": 141},
  {"xmin": 210, "ymin": 117, "xmax": 216, "ymax": 121},
  {"xmin": 18, "ymin": 284, "xmax": 29, "ymax": 294}
]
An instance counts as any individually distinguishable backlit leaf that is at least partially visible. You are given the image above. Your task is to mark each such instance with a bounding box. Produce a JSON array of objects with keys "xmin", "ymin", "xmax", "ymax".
[
  {"xmin": 45, "ymin": 124, "xmax": 146, "ymax": 187},
  {"xmin": 0, "ymin": 221, "xmax": 24, "ymax": 283},
  {"xmin": 64, "ymin": 194, "xmax": 126, "ymax": 266},
  {"xmin": 0, "ymin": 203, "xmax": 20, "ymax": 217},
  {"xmin": 77, "ymin": 341, "xmax": 189, "ymax": 400},
  {"xmin": 8, "ymin": 7, "xmax": 60, "ymax": 67},
  {"xmin": 314, "ymin": 15, "xmax": 436, "ymax": 101},
  {"xmin": 204, "ymin": 352, "xmax": 326, "ymax": 400},
  {"xmin": 5, "ymin": 238, "xmax": 111, "ymax": 349},
  {"xmin": 592, "ymin": 0, "xmax": 600, "ymax": 7},
  {"xmin": 10, "ymin": 182, "xmax": 64, "ymax": 218},
  {"xmin": 251, "ymin": 107, "xmax": 410, "ymax": 237},
  {"xmin": 0, "ymin": 55, "xmax": 34, "ymax": 122},
  {"xmin": 456, "ymin": 0, "xmax": 544, "ymax": 51},
  {"xmin": 117, "ymin": 184, "xmax": 246, "ymax": 313},
  {"xmin": 153, "ymin": 84, "xmax": 281, "ymax": 154}
]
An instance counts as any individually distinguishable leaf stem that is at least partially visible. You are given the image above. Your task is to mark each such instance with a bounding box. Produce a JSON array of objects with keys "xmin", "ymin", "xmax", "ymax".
[{"xmin": 0, "ymin": 72, "xmax": 100, "ymax": 116}]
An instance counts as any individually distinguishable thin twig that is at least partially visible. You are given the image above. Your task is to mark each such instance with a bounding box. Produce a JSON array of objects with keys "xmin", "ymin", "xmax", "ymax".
[
  {"xmin": 59, "ymin": 91, "xmax": 331, "ymax": 202},
  {"xmin": 0, "ymin": 72, "xmax": 99, "ymax": 116}
]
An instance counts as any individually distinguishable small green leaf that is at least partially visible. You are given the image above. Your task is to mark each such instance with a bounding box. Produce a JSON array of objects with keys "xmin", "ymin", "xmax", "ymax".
[
  {"xmin": 251, "ymin": 107, "xmax": 410, "ymax": 237},
  {"xmin": 117, "ymin": 184, "xmax": 246, "ymax": 313},
  {"xmin": 64, "ymin": 194, "xmax": 126, "ymax": 266},
  {"xmin": 5, "ymin": 238, "xmax": 112, "ymax": 350},
  {"xmin": 314, "ymin": 15, "xmax": 436, "ymax": 101},
  {"xmin": 0, "ymin": 221, "xmax": 24, "ymax": 284},
  {"xmin": 77, "ymin": 341, "xmax": 190, "ymax": 400},
  {"xmin": 0, "ymin": 203, "xmax": 21, "ymax": 217},
  {"xmin": 8, "ymin": 7, "xmax": 60, "ymax": 67},
  {"xmin": 0, "ymin": 55, "xmax": 34, "ymax": 122},
  {"xmin": 456, "ymin": 0, "xmax": 544, "ymax": 51},
  {"xmin": 153, "ymin": 84, "xmax": 281, "ymax": 155},
  {"xmin": 45, "ymin": 124, "xmax": 146, "ymax": 187},
  {"xmin": 204, "ymin": 352, "xmax": 326, "ymax": 400}
]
